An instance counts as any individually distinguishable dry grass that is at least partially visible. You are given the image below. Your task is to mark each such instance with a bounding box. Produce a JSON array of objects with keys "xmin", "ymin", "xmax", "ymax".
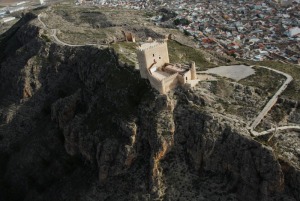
[
  {"xmin": 246, "ymin": 61, "xmax": 300, "ymax": 100},
  {"xmin": 112, "ymin": 42, "xmax": 137, "ymax": 66},
  {"xmin": 239, "ymin": 66, "xmax": 286, "ymax": 96},
  {"xmin": 168, "ymin": 40, "xmax": 213, "ymax": 68}
]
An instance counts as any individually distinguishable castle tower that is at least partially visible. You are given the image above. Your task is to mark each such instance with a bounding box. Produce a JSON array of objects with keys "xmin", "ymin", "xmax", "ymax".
[
  {"xmin": 137, "ymin": 41, "xmax": 169, "ymax": 79},
  {"xmin": 190, "ymin": 61, "xmax": 197, "ymax": 80}
]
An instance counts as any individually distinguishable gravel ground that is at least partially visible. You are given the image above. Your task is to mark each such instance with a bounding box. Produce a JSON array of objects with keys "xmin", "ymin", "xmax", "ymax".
[{"xmin": 205, "ymin": 65, "xmax": 255, "ymax": 81}]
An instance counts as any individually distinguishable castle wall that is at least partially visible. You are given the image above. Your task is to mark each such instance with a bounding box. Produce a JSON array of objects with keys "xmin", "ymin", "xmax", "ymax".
[
  {"xmin": 126, "ymin": 33, "xmax": 135, "ymax": 42},
  {"xmin": 147, "ymin": 72, "xmax": 179, "ymax": 94},
  {"xmin": 143, "ymin": 43, "xmax": 169, "ymax": 70},
  {"xmin": 178, "ymin": 75, "xmax": 185, "ymax": 85},
  {"xmin": 184, "ymin": 71, "xmax": 192, "ymax": 83},
  {"xmin": 137, "ymin": 41, "xmax": 198, "ymax": 94},
  {"xmin": 138, "ymin": 42, "xmax": 169, "ymax": 70},
  {"xmin": 148, "ymin": 74, "xmax": 164, "ymax": 93},
  {"xmin": 137, "ymin": 51, "xmax": 148, "ymax": 79},
  {"xmin": 145, "ymin": 43, "xmax": 170, "ymax": 68},
  {"xmin": 122, "ymin": 31, "xmax": 136, "ymax": 42},
  {"xmin": 161, "ymin": 73, "xmax": 179, "ymax": 93},
  {"xmin": 137, "ymin": 41, "xmax": 170, "ymax": 80}
]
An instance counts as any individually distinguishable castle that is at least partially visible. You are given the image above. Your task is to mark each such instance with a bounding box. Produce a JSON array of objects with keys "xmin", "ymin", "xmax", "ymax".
[{"xmin": 137, "ymin": 41, "xmax": 198, "ymax": 94}]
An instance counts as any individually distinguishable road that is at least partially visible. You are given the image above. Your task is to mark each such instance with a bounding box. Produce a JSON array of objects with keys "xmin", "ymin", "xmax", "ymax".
[
  {"xmin": 255, "ymin": 126, "xmax": 300, "ymax": 136},
  {"xmin": 38, "ymin": 13, "xmax": 300, "ymax": 137},
  {"xmin": 37, "ymin": 13, "xmax": 47, "ymax": 28},
  {"xmin": 248, "ymin": 66, "xmax": 300, "ymax": 136},
  {"xmin": 50, "ymin": 29, "xmax": 85, "ymax": 47},
  {"xmin": 37, "ymin": 13, "xmax": 102, "ymax": 47}
]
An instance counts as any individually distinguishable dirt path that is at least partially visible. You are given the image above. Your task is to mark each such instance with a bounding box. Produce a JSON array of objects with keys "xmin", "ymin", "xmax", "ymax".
[
  {"xmin": 247, "ymin": 66, "xmax": 300, "ymax": 136},
  {"xmin": 38, "ymin": 13, "xmax": 104, "ymax": 47},
  {"xmin": 38, "ymin": 13, "xmax": 300, "ymax": 137}
]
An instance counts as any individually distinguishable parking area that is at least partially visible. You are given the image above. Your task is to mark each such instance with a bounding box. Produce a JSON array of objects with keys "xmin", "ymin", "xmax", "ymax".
[{"xmin": 205, "ymin": 65, "xmax": 255, "ymax": 81}]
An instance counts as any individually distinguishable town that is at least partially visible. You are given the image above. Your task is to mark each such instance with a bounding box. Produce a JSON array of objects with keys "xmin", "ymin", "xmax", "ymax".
[
  {"xmin": 0, "ymin": 0, "xmax": 45, "ymax": 25},
  {"xmin": 1, "ymin": 0, "xmax": 300, "ymax": 63},
  {"xmin": 78, "ymin": 0, "xmax": 300, "ymax": 64}
]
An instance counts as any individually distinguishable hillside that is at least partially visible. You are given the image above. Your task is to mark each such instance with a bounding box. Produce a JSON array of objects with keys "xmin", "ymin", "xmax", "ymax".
[{"xmin": 0, "ymin": 10, "xmax": 299, "ymax": 201}]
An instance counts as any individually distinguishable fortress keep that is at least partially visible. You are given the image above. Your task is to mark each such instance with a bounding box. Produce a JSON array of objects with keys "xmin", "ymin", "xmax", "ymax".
[{"xmin": 137, "ymin": 41, "xmax": 198, "ymax": 94}]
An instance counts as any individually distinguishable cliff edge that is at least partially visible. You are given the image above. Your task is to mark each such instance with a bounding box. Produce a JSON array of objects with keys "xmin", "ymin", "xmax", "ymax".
[{"xmin": 0, "ymin": 13, "xmax": 299, "ymax": 201}]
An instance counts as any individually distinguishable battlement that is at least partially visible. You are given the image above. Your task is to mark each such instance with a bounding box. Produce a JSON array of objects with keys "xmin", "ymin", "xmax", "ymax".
[
  {"xmin": 136, "ymin": 41, "xmax": 198, "ymax": 94},
  {"xmin": 137, "ymin": 40, "xmax": 167, "ymax": 52}
]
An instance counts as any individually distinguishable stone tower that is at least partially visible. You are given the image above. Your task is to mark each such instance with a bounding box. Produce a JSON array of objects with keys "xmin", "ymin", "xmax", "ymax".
[
  {"xmin": 137, "ymin": 41, "xmax": 169, "ymax": 79},
  {"xmin": 190, "ymin": 61, "xmax": 197, "ymax": 80}
]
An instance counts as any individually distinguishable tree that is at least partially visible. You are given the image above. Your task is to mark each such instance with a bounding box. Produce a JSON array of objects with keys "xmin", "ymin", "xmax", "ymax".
[
  {"xmin": 184, "ymin": 30, "xmax": 190, "ymax": 36},
  {"xmin": 173, "ymin": 18, "xmax": 190, "ymax": 26}
]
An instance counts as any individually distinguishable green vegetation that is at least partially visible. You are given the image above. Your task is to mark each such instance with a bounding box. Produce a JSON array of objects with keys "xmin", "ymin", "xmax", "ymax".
[
  {"xmin": 41, "ymin": 34, "xmax": 51, "ymax": 42},
  {"xmin": 208, "ymin": 79, "xmax": 242, "ymax": 115},
  {"xmin": 173, "ymin": 18, "xmax": 190, "ymax": 26},
  {"xmin": 117, "ymin": 54, "xmax": 135, "ymax": 66},
  {"xmin": 254, "ymin": 133, "xmax": 278, "ymax": 150},
  {"xmin": 270, "ymin": 106, "xmax": 287, "ymax": 123},
  {"xmin": 210, "ymin": 79, "xmax": 233, "ymax": 97},
  {"xmin": 112, "ymin": 42, "xmax": 137, "ymax": 66},
  {"xmin": 84, "ymin": 50, "xmax": 152, "ymax": 137},
  {"xmin": 167, "ymin": 40, "xmax": 213, "ymax": 68},
  {"xmin": 143, "ymin": 11, "xmax": 155, "ymax": 18},
  {"xmin": 239, "ymin": 66, "xmax": 286, "ymax": 96},
  {"xmin": 183, "ymin": 30, "xmax": 190, "ymax": 36},
  {"xmin": 161, "ymin": 130, "xmax": 171, "ymax": 137},
  {"xmin": 113, "ymin": 42, "xmax": 137, "ymax": 52},
  {"xmin": 79, "ymin": 11, "xmax": 112, "ymax": 28},
  {"xmin": 0, "ymin": 13, "xmax": 36, "ymax": 63},
  {"xmin": 246, "ymin": 61, "xmax": 300, "ymax": 100},
  {"xmin": 31, "ymin": 5, "xmax": 48, "ymax": 14},
  {"xmin": 60, "ymin": 29, "xmax": 107, "ymax": 44}
]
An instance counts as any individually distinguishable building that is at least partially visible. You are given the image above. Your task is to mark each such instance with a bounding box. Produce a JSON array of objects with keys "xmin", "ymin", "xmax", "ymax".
[
  {"xmin": 1, "ymin": 17, "xmax": 16, "ymax": 23},
  {"xmin": 285, "ymin": 27, "xmax": 300, "ymax": 37},
  {"xmin": 76, "ymin": 0, "xmax": 83, "ymax": 5},
  {"xmin": 16, "ymin": 1, "xmax": 27, "ymax": 6},
  {"xmin": 7, "ymin": 6, "xmax": 26, "ymax": 14},
  {"xmin": 137, "ymin": 41, "xmax": 198, "ymax": 94},
  {"xmin": 0, "ymin": 11, "xmax": 6, "ymax": 17},
  {"xmin": 276, "ymin": 0, "xmax": 294, "ymax": 6},
  {"xmin": 122, "ymin": 31, "xmax": 136, "ymax": 42}
]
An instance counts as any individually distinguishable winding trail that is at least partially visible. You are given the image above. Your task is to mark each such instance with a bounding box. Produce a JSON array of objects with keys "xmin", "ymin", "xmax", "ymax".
[
  {"xmin": 248, "ymin": 66, "xmax": 300, "ymax": 136},
  {"xmin": 38, "ymin": 13, "xmax": 300, "ymax": 137},
  {"xmin": 37, "ymin": 14, "xmax": 46, "ymax": 28},
  {"xmin": 257, "ymin": 126, "xmax": 300, "ymax": 136},
  {"xmin": 38, "ymin": 13, "xmax": 103, "ymax": 47},
  {"xmin": 50, "ymin": 29, "xmax": 85, "ymax": 47}
]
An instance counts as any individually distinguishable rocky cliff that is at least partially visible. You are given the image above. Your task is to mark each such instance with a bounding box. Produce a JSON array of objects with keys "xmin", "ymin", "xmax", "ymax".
[{"xmin": 0, "ymin": 13, "xmax": 299, "ymax": 201}]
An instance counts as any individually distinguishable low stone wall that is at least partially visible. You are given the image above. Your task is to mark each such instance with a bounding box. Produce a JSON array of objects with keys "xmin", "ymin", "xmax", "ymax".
[
  {"xmin": 148, "ymin": 74, "xmax": 164, "ymax": 93},
  {"xmin": 147, "ymin": 72, "xmax": 179, "ymax": 94}
]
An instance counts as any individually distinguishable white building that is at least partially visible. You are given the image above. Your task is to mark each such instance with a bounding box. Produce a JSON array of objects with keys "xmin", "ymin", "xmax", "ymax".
[
  {"xmin": 16, "ymin": 1, "xmax": 27, "ymax": 6},
  {"xmin": 7, "ymin": 6, "xmax": 27, "ymax": 14},
  {"xmin": 1, "ymin": 17, "xmax": 16, "ymax": 23},
  {"xmin": 0, "ymin": 11, "xmax": 6, "ymax": 17},
  {"xmin": 275, "ymin": 0, "xmax": 293, "ymax": 5},
  {"xmin": 286, "ymin": 27, "xmax": 300, "ymax": 37}
]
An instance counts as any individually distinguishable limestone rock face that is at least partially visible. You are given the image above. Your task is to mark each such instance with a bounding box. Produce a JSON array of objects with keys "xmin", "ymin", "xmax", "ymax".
[
  {"xmin": 167, "ymin": 96, "xmax": 285, "ymax": 201},
  {"xmin": 0, "ymin": 14, "xmax": 299, "ymax": 201}
]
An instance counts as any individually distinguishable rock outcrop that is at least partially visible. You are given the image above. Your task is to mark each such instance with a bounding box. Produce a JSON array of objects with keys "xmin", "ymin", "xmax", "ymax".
[{"xmin": 0, "ymin": 13, "xmax": 299, "ymax": 201}]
